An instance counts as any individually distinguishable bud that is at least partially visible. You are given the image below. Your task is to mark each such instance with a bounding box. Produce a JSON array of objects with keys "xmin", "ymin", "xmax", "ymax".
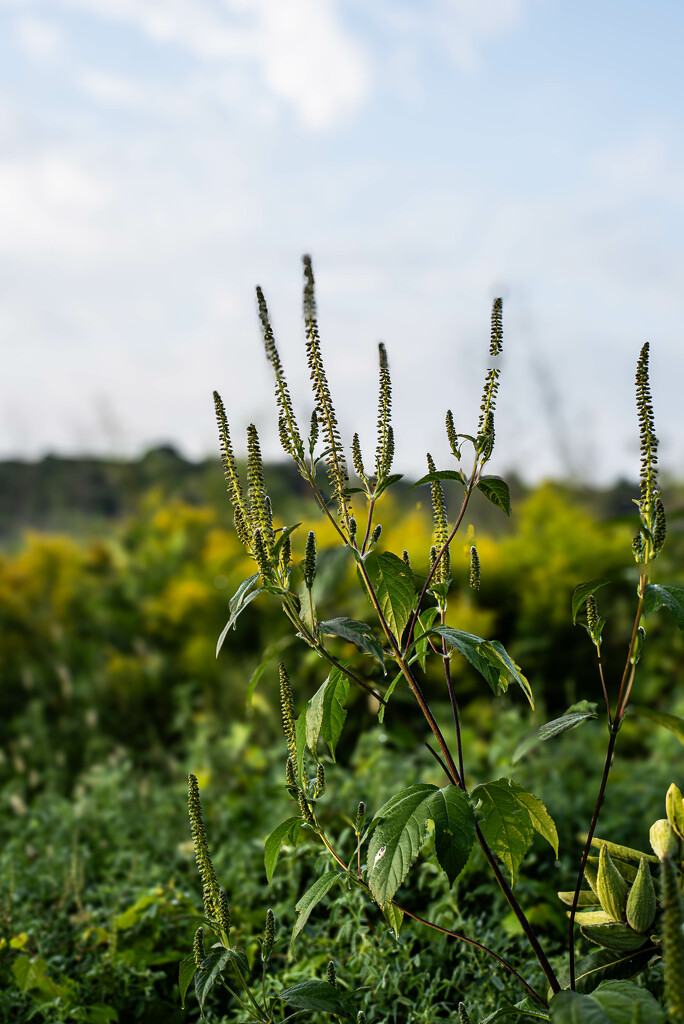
[
  {"xmin": 326, "ymin": 959, "xmax": 337, "ymax": 988},
  {"xmin": 469, "ymin": 546, "xmax": 480, "ymax": 590},
  {"xmin": 650, "ymin": 818, "xmax": 680, "ymax": 860},
  {"xmin": 193, "ymin": 926, "xmax": 205, "ymax": 969},
  {"xmin": 262, "ymin": 908, "xmax": 275, "ymax": 962},
  {"xmin": 355, "ymin": 801, "xmax": 366, "ymax": 832},
  {"xmin": 596, "ymin": 846, "xmax": 629, "ymax": 921},
  {"xmin": 666, "ymin": 782, "xmax": 684, "ymax": 840},
  {"xmin": 626, "ymin": 857, "xmax": 657, "ymax": 933},
  {"xmin": 371, "ymin": 524, "xmax": 382, "ymax": 546},
  {"xmin": 458, "ymin": 1003, "xmax": 472, "ymax": 1024}
]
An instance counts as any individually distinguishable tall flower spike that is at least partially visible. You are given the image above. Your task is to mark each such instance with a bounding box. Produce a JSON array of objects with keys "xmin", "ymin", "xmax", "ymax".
[
  {"xmin": 375, "ymin": 342, "xmax": 393, "ymax": 478},
  {"xmin": 262, "ymin": 908, "xmax": 275, "ymax": 963},
  {"xmin": 252, "ymin": 528, "xmax": 272, "ymax": 581},
  {"xmin": 188, "ymin": 774, "xmax": 220, "ymax": 920},
  {"xmin": 193, "ymin": 926, "xmax": 205, "ymax": 969},
  {"xmin": 636, "ymin": 343, "xmax": 659, "ymax": 516},
  {"xmin": 302, "ymin": 255, "xmax": 351, "ymax": 523},
  {"xmin": 654, "ymin": 498, "xmax": 667, "ymax": 552},
  {"xmin": 303, "ymin": 530, "xmax": 317, "ymax": 589},
  {"xmin": 247, "ymin": 424, "xmax": 274, "ymax": 550},
  {"xmin": 217, "ymin": 889, "xmax": 231, "ymax": 944},
  {"xmin": 469, "ymin": 546, "xmax": 480, "ymax": 590},
  {"xmin": 257, "ymin": 285, "xmax": 304, "ymax": 462},
  {"xmin": 445, "ymin": 409, "xmax": 459, "ymax": 459},
  {"xmin": 427, "ymin": 454, "xmax": 450, "ymax": 584},
  {"xmin": 476, "ymin": 299, "xmax": 503, "ymax": 461},
  {"xmin": 213, "ymin": 391, "xmax": 251, "ymax": 550},
  {"xmin": 490, "ymin": 297, "xmax": 503, "ymax": 356},
  {"xmin": 279, "ymin": 664, "xmax": 298, "ymax": 775},
  {"xmin": 309, "ymin": 410, "xmax": 319, "ymax": 452},
  {"xmin": 351, "ymin": 433, "xmax": 365, "ymax": 480}
]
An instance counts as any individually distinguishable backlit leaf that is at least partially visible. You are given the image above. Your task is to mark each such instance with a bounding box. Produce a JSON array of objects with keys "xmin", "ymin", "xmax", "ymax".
[
  {"xmin": 477, "ymin": 476, "xmax": 511, "ymax": 516},
  {"xmin": 472, "ymin": 778, "xmax": 558, "ymax": 883},
  {"xmin": 364, "ymin": 550, "xmax": 415, "ymax": 644},
  {"xmin": 643, "ymin": 583, "xmax": 684, "ymax": 630},
  {"xmin": 216, "ymin": 573, "xmax": 264, "ymax": 656},
  {"xmin": 571, "ymin": 579, "xmax": 612, "ymax": 626},
  {"xmin": 291, "ymin": 871, "xmax": 341, "ymax": 950}
]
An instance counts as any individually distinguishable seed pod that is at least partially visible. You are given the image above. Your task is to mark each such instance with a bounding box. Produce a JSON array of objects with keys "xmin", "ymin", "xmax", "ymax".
[
  {"xmin": 650, "ymin": 818, "xmax": 680, "ymax": 860},
  {"xmin": 597, "ymin": 846, "xmax": 629, "ymax": 921},
  {"xmin": 666, "ymin": 783, "xmax": 684, "ymax": 840},
  {"xmin": 573, "ymin": 910, "xmax": 613, "ymax": 926},
  {"xmin": 580, "ymin": 921, "xmax": 650, "ymax": 952},
  {"xmin": 626, "ymin": 857, "xmax": 657, "ymax": 933},
  {"xmin": 584, "ymin": 859, "xmax": 600, "ymax": 896}
]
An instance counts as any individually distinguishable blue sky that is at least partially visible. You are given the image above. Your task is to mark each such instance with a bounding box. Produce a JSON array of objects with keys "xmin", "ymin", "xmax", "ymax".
[{"xmin": 2, "ymin": 0, "xmax": 683, "ymax": 482}]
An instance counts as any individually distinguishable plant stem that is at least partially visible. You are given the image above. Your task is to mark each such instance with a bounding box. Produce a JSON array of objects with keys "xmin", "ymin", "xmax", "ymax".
[
  {"xmin": 441, "ymin": 608, "xmax": 465, "ymax": 786},
  {"xmin": 361, "ymin": 494, "xmax": 377, "ymax": 554}
]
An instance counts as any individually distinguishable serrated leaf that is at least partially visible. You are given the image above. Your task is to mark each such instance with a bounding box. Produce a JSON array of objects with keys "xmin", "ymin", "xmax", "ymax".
[
  {"xmin": 216, "ymin": 573, "xmax": 264, "ymax": 656},
  {"xmin": 571, "ymin": 579, "xmax": 612, "ymax": 626},
  {"xmin": 364, "ymin": 550, "xmax": 415, "ymax": 644},
  {"xmin": 643, "ymin": 582, "xmax": 684, "ymax": 630},
  {"xmin": 424, "ymin": 787, "xmax": 476, "ymax": 886},
  {"xmin": 430, "ymin": 626, "xmax": 534, "ymax": 708},
  {"xmin": 409, "ymin": 469, "xmax": 465, "ymax": 489},
  {"xmin": 264, "ymin": 816, "xmax": 304, "ymax": 884},
  {"xmin": 555, "ymin": 947, "xmax": 655, "ymax": 995},
  {"xmin": 550, "ymin": 979, "xmax": 664, "ymax": 1023},
  {"xmin": 178, "ymin": 956, "xmax": 196, "ymax": 1009},
  {"xmin": 512, "ymin": 706, "xmax": 598, "ymax": 764},
  {"xmin": 279, "ymin": 980, "xmax": 355, "ymax": 1020},
  {"xmin": 481, "ymin": 1001, "xmax": 550, "ymax": 1022},
  {"xmin": 473, "ymin": 779, "xmax": 557, "ymax": 884},
  {"xmin": 304, "ymin": 665, "xmax": 350, "ymax": 760},
  {"xmin": 375, "ymin": 473, "xmax": 404, "ymax": 498},
  {"xmin": 367, "ymin": 784, "xmax": 438, "ymax": 907},
  {"xmin": 378, "ymin": 669, "xmax": 403, "ymax": 724},
  {"xmin": 194, "ymin": 949, "xmax": 231, "ymax": 1018},
  {"xmin": 319, "ymin": 617, "xmax": 386, "ymax": 670},
  {"xmin": 477, "ymin": 476, "xmax": 511, "ymax": 516},
  {"xmin": 627, "ymin": 703, "xmax": 684, "ymax": 744},
  {"xmin": 382, "ymin": 902, "xmax": 404, "ymax": 938},
  {"xmin": 291, "ymin": 871, "xmax": 341, "ymax": 950}
]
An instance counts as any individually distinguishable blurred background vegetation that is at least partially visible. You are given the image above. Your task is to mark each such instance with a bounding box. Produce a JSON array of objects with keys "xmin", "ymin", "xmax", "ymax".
[{"xmin": 2, "ymin": 449, "xmax": 683, "ymax": 1022}]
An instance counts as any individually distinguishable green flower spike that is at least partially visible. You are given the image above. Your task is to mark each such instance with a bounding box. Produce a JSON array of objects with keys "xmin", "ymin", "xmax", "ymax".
[
  {"xmin": 426, "ymin": 453, "xmax": 450, "ymax": 585},
  {"xmin": 262, "ymin": 908, "xmax": 275, "ymax": 963},
  {"xmin": 375, "ymin": 342, "xmax": 394, "ymax": 478},
  {"xmin": 445, "ymin": 409, "xmax": 459, "ymax": 459},
  {"xmin": 298, "ymin": 792, "xmax": 316, "ymax": 826},
  {"xmin": 351, "ymin": 433, "xmax": 366, "ymax": 480},
  {"xmin": 309, "ymin": 410, "xmax": 319, "ymax": 452},
  {"xmin": 402, "ymin": 549, "xmax": 411, "ymax": 569},
  {"xmin": 258, "ymin": 284, "xmax": 304, "ymax": 463},
  {"xmin": 458, "ymin": 1002, "xmax": 472, "ymax": 1024},
  {"xmin": 252, "ymin": 528, "xmax": 272, "ymax": 581},
  {"xmin": 279, "ymin": 665, "xmax": 300, "ymax": 779},
  {"xmin": 314, "ymin": 763, "xmax": 326, "ymax": 799},
  {"xmin": 326, "ymin": 960, "xmax": 337, "ymax": 988},
  {"xmin": 193, "ymin": 926, "xmax": 205, "ymax": 969},
  {"xmin": 475, "ymin": 299, "xmax": 503, "ymax": 463},
  {"xmin": 216, "ymin": 889, "xmax": 231, "ymax": 944},
  {"xmin": 469, "ymin": 545, "xmax": 480, "ymax": 590},
  {"xmin": 490, "ymin": 297, "xmax": 503, "ymax": 356},
  {"xmin": 213, "ymin": 391, "xmax": 251, "ymax": 550},
  {"xmin": 304, "ymin": 530, "xmax": 317, "ymax": 590},
  {"xmin": 357, "ymin": 1014, "xmax": 366, "ymax": 1024},
  {"xmin": 285, "ymin": 756, "xmax": 297, "ymax": 791},
  {"xmin": 371, "ymin": 524, "xmax": 382, "ymax": 546},
  {"xmin": 188, "ymin": 774, "xmax": 220, "ymax": 921},
  {"xmin": 246, "ymin": 424, "xmax": 274, "ymax": 551}
]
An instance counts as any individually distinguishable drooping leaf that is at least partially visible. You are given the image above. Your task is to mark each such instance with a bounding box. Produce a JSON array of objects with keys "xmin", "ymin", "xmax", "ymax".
[
  {"xmin": 477, "ymin": 476, "xmax": 511, "ymax": 516},
  {"xmin": 424, "ymin": 786, "xmax": 476, "ymax": 886},
  {"xmin": 364, "ymin": 550, "xmax": 415, "ymax": 644},
  {"xmin": 555, "ymin": 947, "xmax": 655, "ymax": 994},
  {"xmin": 305, "ymin": 664, "xmax": 350, "ymax": 760},
  {"xmin": 367, "ymin": 784, "xmax": 438, "ymax": 907},
  {"xmin": 382, "ymin": 902, "xmax": 404, "ymax": 938},
  {"xmin": 480, "ymin": 1000, "xmax": 550, "ymax": 1022},
  {"xmin": 409, "ymin": 469, "xmax": 465, "ymax": 489},
  {"xmin": 512, "ymin": 704, "xmax": 599, "ymax": 764},
  {"xmin": 291, "ymin": 871, "xmax": 341, "ymax": 950},
  {"xmin": 571, "ymin": 579, "xmax": 612, "ymax": 626},
  {"xmin": 216, "ymin": 573, "xmax": 264, "ymax": 656},
  {"xmin": 194, "ymin": 949, "xmax": 231, "ymax": 1018},
  {"xmin": 430, "ymin": 626, "xmax": 534, "ymax": 707},
  {"xmin": 264, "ymin": 816, "xmax": 304, "ymax": 884},
  {"xmin": 178, "ymin": 956, "xmax": 196, "ymax": 1009},
  {"xmin": 319, "ymin": 617, "xmax": 386, "ymax": 670},
  {"xmin": 550, "ymin": 980, "xmax": 664, "ymax": 1023},
  {"xmin": 643, "ymin": 583, "xmax": 684, "ymax": 630},
  {"xmin": 627, "ymin": 704, "xmax": 684, "ymax": 744},
  {"xmin": 472, "ymin": 779, "xmax": 558, "ymax": 883},
  {"xmin": 378, "ymin": 669, "xmax": 403, "ymax": 724},
  {"xmin": 279, "ymin": 980, "xmax": 355, "ymax": 1020}
]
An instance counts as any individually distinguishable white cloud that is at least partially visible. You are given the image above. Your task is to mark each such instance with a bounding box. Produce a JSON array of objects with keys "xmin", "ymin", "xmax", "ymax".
[{"xmin": 14, "ymin": 14, "xmax": 64, "ymax": 60}]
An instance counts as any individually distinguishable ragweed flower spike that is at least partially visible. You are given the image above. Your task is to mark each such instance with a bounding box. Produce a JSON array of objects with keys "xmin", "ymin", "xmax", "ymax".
[
  {"xmin": 246, "ymin": 424, "xmax": 274, "ymax": 550},
  {"xmin": 469, "ymin": 545, "xmax": 480, "ymax": 590},
  {"xmin": 458, "ymin": 1003, "xmax": 472, "ymax": 1024},
  {"xmin": 252, "ymin": 528, "xmax": 272, "ymax": 582},
  {"xmin": 476, "ymin": 298, "xmax": 503, "ymax": 463},
  {"xmin": 375, "ymin": 342, "xmax": 394, "ymax": 478},
  {"xmin": 217, "ymin": 889, "xmax": 231, "ymax": 944},
  {"xmin": 426, "ymin": 454, "xmax": 450, "ymax": 585},
  {"xmin": 262, "ymin": 909, "xmax": 275, "ymax": 963},
  {"xmin": 636, "ymin": 343, "xmax": 659, "ymax": 513},
  {"xmin": 188, "ymin": 774, "xmax": 220, "ymax": 921},
  {"xmin": 285, "ymin": 755, "xmax": 297, "ymax": 791},
  {"xmin": 445, "ymin": 409, "xmax": 459, "ymax": 460},
  {"xmin": 308, "ymin": 410, "xmax": 319, "ymax": 452},
  {"xmin": 193, "ymin": 926, "xmax": 205, "ymax": 969},
  {"xmin": 314, "ymin": 762, "xmax": 326, "ymax": 798},
  {"xmin": 351, "ymin": 433, "xmax": 366, "ymax": 480},
  {"xmin": 304, "ymin": 530, "xmax": 317, "ymax": 590},
  {"xmin": 326, "ymin": 960, "xmax": 337, "ymax": 988},
  {"xmin": 213, "ymin": 391, "xmax": 251, "ymax": 550},
  {"xmin": 279, "ymin": 665, "xmax": 300, "ymax": 779},
  {"xmin": 302, "ymin": 255, "xmax": 351, "ymax": 524},
  {"xmin": 490, "ymin": 297, "xmax": 503, "ymax": 356},
  {"xmin": 257, "ymin": 285, "xmax": 304, "ymax": 462}
]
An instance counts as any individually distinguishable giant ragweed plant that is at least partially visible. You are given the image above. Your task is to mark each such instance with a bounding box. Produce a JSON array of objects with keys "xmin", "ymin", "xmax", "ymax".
[{"xmin": 182, "ymin": 258, "xmax": 684, "ymax": 1024}]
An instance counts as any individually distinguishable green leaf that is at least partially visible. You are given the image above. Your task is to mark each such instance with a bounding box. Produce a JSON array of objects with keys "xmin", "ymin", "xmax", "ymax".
[
  {"xmin": 472, "ymin": 779, "xmax": 558, "ymax": 884},
  {"xmin": 264, "ymin": 816, "xmax": 304, "ymax": 884},
  {"xmin": 480, "ymin": 1001, "xmax": 550, "ymax": 1022},
  {"xmin": 375, "ymin": 473, "xmax": 404, "ymax": 498},
  {"xmin": 550, "ymin": 980, "xmax": 664, "ymax": 1023},
  {"xmin": 295, "ymin": 711, "xmax": 308, "ymax": 783},
  {"xmin": 305, "ymin": 664, "xmax": 350, "ymax": 760},
  {"xmin": 413, "ymin": 607, "xmax": 441, "ymax": 671},
  {"xmin": 367, "ymin": 784, "xmax": 438, "ymax": 907},
  {"xmin": 477, "ymin": 476, "xmax": 511, "ymax": 516},
  {"xmin": 216, "ymin": 573, "xmax": 264, "ymax": 656},
  {"xmin": 378, "ymin": 669, "xmax": 403, "ymax": 724},
  {"xmin": 382, "ymin": 902, "xmax": 404, "ymax": 938},
  {"xmin": 194, "ymin": 949, "xmax": 231, "ymax": 1018},
  {"xmin": 319, "ymin": 617, "xmax": 386, "ymax": 670},
  {"xmin": 410, "ymin": 469, "xmax": 465, "ymax": 489},
  {"xmin": 364, "ymin": 550, "xmax": 415, "ymax": 644},
  {"xmin": 178, "ymin": 956, "xmax": 196, "ymax": 1009},
  {"xmin": 555, "ymin": 947, "xmax": 655, "ymax": 994},
  {"xmin": 279, "ymin": 980, "xmax": 355, "ymax": 1020},
  {"xmin": 627, "ymin": 704, "xmax": 684, "ymax": 744},
  {"xmin": 273, "ymin": 522, "xmax": 301, "ymax": 560},
  {"xmin": 643, "ymin": 583, "xmax": 684, "ymax": 630},
  {"xmin": 291, "ymin": 871, "xmax": 341, "ymax": 950},
  {"xmin": 571, "ymin": 579, "xmax": 612, "ymax": 625},
  {"xmin": 430, "ymin": 626, "xmax": 534, "ymax": 708},
  {"xmin": 425, "ymin": 787, "xmax": 476, "ymax": 887},
  {"xmin": 512, "ymin": 705, "xmax": 599, "ymax": 764}
]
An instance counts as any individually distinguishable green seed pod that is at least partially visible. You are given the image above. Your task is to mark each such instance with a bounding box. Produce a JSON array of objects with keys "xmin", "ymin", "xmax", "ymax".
[
  {"xmin": 597, "ymin": 846, "xmax": 629, "ymax": 921},
  {"xmin": 262, "ymin": 908, "xmax": 275, "ymax": 962},
  {"xmin": 650, "ymin": 818, "xmax": 680, "ymax": 860},
  {"xmin": 584, "ymin": 859, "xmax": 600, "ymax": 896},
  {"xmin": 193, "ymin": 926, "xmax": 205, "ymax": 969},
  {"xmin": 626, "ymin": 857, "xmax": 657, "ymax": 933},
  {"xmin": 666, "ymin": 783, "xmax": 684, "ymax": 840},
  {"xmin": 458, "ymin": 1003, "xmax": 472, "ymax": 1024},
  {"xmin": 326, "ymin": 959, "xmax": 337, "ymax": 988}
]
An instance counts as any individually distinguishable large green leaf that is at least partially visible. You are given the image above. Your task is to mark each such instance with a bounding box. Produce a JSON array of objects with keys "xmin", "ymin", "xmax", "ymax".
[
  {"xmin": 410, "ymin": 469, "xmax": 465, "ymax": 488},
  {"xmin": 178, "ymin": 956, "xmax": 196, "ymax": 1009},
  {"xmin": 480, "ymin": 1000, "xmax": 550, "ymax": 1022},
  {"xmin": 216, "ymin": 573, "xmax": 264, "ymax": 656},
  {"xmin": 279, "ymin": 980, "xmax": 355, "ymax": 1020},
  {"xmin": 477, "ymin": 476, "xmax": 511, "ymax": 516},
  {"xmin": 430, "ymin": 626, "xmax": 534, "ymax": 707},
  {"xmin": 319, "ymin": 617, "xmax": 386, "ymax": 670},
  {"xmin": 194, "ymin": 949, "xmax": 231, "ymax": 1018},
  {"xmin": 264, "ymin": 816, "xmax": 304, "ymax": 884},
  {"xmin": 305, "ymin": 664, "xmax": 350, "ymax": 760},
  {"xmin": 425, "ymin": 787, "xmax": 476, "ymax": 887},
  {"xmin": 555, "ymin": 947, "xmax": 654, "ymax": 994},
  {"xmin": 364, "ymin": 550, "xmax": 415, "ymax": 644},
  {"xmin": 571, "ymin": 579, "xmax": 612, "ymax": 625},
  {"xmin": 367, "ymin": 784, "xmax": 437, "ymax": 907},
  {"xmin": 627, "ymin": 704, "xmax": 684, "ymax": 744},
  {"xmin": 550, "ymin": 980, "xmax": 664, "ymax": 1023},
  {"xmin": 512, "ymin": 703, "xmax": 598, "ymax": 764},
  {"xmin": 291, "ymin": 871, "xmax": 341, "ymax": 950},
  {"xmin": 643, "ymin": 583, "xmax": 684, "ymax": 630},
  {"xmin": 472, "ymin": 779, "xmax": 558, "ymax": 883},
  {"xmin": 382, "ymin": 902, "xmax": 404, "ymax": 938}
]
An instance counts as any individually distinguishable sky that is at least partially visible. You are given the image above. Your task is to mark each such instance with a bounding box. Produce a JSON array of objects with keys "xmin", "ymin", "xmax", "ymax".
[{"xmin": 2, "ymin": 0, "xmax": 684, "ymax": 483}]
